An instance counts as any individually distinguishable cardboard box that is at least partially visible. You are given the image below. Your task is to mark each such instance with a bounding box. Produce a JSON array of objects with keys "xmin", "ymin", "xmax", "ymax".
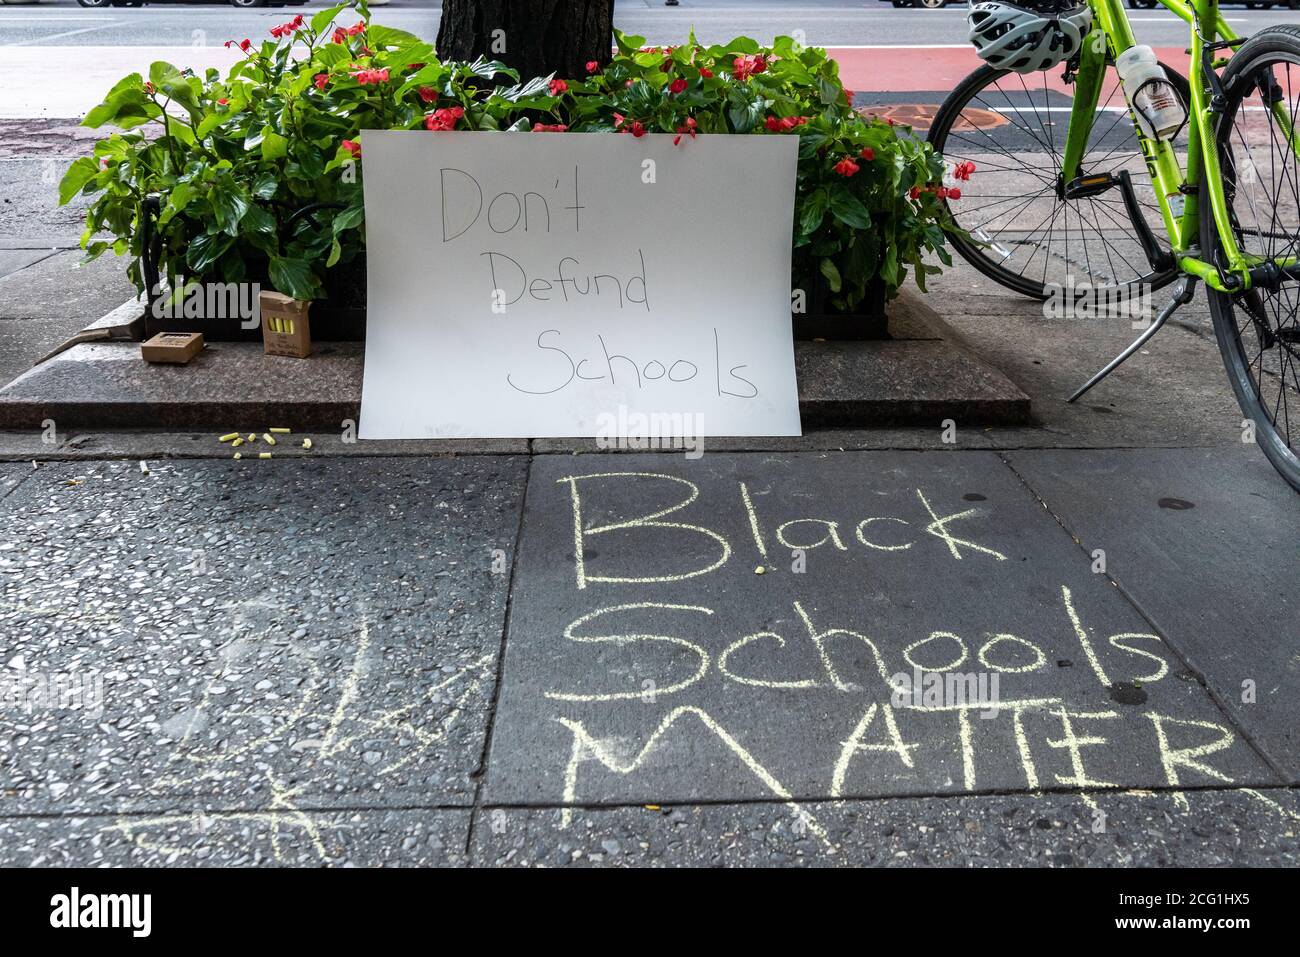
[
  {"xmin": 260, "ymin": 291, "xmax": 313, "ymax": 358},
  {"xmin": 141, "ymin": 332, "xmax": 204, "ymax": 365}
]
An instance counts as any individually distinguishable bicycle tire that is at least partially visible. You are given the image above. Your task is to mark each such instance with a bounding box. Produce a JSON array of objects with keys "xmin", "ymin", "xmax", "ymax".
[
  {"xmin": 928, "ymin": 62, "xmax": 1184, "ymax": 301},
  {"xmin": 1203, "ymin": 26, "xmax": 1300, "ymax": 491}
]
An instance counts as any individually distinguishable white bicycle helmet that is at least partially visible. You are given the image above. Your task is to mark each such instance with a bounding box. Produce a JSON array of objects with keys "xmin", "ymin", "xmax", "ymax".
[{"xmin": 968, "ymin": 1, "xmax": 1093, "ymax": 74}]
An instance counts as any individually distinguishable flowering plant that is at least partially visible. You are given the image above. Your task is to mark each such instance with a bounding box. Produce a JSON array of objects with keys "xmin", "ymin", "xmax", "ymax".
[{"xmin": 62, "ymin": 1, "xmax": 956, "ymax": 309}]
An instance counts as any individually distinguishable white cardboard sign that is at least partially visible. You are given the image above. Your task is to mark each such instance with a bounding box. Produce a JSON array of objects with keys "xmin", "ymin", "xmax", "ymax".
[{"xmin": 358, "ymin": 131, "xmax": 801, "ymax": 439}]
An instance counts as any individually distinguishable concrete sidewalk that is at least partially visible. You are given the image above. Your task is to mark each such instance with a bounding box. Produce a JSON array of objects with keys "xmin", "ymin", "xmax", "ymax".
[
  {"xmin": 1, "ymin": 124, "xmax": 1296, "ymax": 867},
  {"xmin": 0, "ymin": 445, "xmax": 1295, "ymax": 866}
]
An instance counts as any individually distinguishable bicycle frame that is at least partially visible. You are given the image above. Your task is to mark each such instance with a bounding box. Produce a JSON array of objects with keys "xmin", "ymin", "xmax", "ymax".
[{"xmin": 1058, "ymin": 0, "xmax": 1298, "ymax": 291}]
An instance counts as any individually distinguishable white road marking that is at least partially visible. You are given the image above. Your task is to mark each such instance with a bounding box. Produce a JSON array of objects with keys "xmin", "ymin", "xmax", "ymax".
[{"xmin": 6, "ymin": 23, "xmax": 122, "ymax": 47}]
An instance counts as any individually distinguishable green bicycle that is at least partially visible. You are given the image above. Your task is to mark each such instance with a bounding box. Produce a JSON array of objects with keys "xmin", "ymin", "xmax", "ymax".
[{"xmin": 929, "ymin": 0, "xmax": 1300, "ymax": 491}]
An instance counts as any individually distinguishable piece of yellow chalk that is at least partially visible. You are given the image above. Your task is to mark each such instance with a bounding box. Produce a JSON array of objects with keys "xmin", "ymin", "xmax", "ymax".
[
  {"xmin": 301, "ymin": 438, "xmax": 313, "ymax": 450},
  {"xmin": 233, "ymin": 452, "xmax": 242, "ymax": 460},
  {"xmin": 247, "ymin": 433, "xmax": 256, "ymax": 442},
  {"xmin": 262, "ymin": 433, "xmax": 276, "ymax": 446},
  {"xmin": 269, "ymin": 427, "xmax": 291, "ymax": 434},
  {"xmin": 259, "ymin": 452, "xmax": 272, "ymax": 459},
  {"xmin": 232, "ymin": 437, "xmax": 244, "ymax": 448},
  {"xmin": 218, "ymin": 432, "xmax": 239, "ymax": 443}
]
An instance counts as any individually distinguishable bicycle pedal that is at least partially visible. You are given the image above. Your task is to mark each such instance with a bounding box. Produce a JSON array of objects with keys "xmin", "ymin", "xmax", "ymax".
[{"xmin": 1063, "ymin": 173, "xmax": 1118, "ymax": 199}]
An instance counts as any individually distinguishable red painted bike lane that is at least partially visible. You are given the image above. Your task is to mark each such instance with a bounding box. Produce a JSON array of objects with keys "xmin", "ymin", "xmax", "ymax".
[{"xmin": 827, "ymin": 45, "xmax": 1190, "ymax": 96}]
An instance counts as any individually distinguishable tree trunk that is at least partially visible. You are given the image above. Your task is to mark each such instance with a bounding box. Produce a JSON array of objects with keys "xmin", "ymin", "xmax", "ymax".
[{"xmin": 435, "ymin": 0, "xmax": 615, "ymax": 81}]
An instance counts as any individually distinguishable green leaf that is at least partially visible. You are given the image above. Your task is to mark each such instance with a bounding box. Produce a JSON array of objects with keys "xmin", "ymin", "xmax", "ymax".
[
  {"xmin": 251, "ymin": 172, "xmax": 278, "ymax": 201},
  {"xmin": 196, "ymin": 112, "xmax": 224, "ymax": 139},
  {"xmin": 209, "ymin": 184, "xmax": 250, "ymax": 235},
  {"xmin": 269, "ymin": 255, "xmax": 318, "ymax": 300},
  {"xmin": 261, "ymin": 129, "xmax": 288, "ymax": 161},
  {"xmin": 816, "ymin": 75, "xmax": 841, "ymax": 107},
  {"xmin": 58, "ymin": 157, "xmax": 101, "ymax": 206},
  {"xmin": 331, "ymin": 202, "xmax": 364, "ymax": 233},
  {"xmin": 159, "ymin": 182, "xmax": 196, "ymax": 224},
  {"xmin": 819, "ymin": 257, "xmax": 842, "ymax": 293},
  {"xmin": 82, "ymin": 73, "xmax": 161, "ymax": 130},
  {"xmin": 311, "ymin": 1, "xmax": 347, "ymax": 34},
  {"xmin": 799, "ymin": 189, "xmax": 828, "ymax": 236},
  {"xmin": 186, "ymin": 231, "xmax": 234, "ymax": 273},
  {"xmin": 241, "ymin": 203, "xmax": 276, "ymax": 235},
  {"xmin": 830, "ymin": 191, "xmax": 872, "ymax": 230}
]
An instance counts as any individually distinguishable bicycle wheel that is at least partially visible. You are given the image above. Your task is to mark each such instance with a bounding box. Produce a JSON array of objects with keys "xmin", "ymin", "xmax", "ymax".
[
  {"xmin": 928, "ymin": 63, "xmax": 1185, "ymax": 301},
  {"xmin": 1205, "ymin": 26, "xmax": 1300, "ymax": 492}
]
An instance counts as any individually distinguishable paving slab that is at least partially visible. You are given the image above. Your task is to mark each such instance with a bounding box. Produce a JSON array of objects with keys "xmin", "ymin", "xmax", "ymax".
[
  {"xmin": 0, "ymin": 249, "xmax": 135, "ymax": 322},
  {"xmin": 0, "ymin": 315, "xmax": 90, "ymax": 388},
  {"xmin": 0, "ymin": 809, "xmax": 470, "ymax": 867},
  {"xmin": 1006, "ymin": 446, "xmax": 1300, "ymax": 781},
  {"xmin": 0, "ymin": 456, "xmax": 526, "ymax": 815},
  {"xmin": 795, "ymin": 338, "xmax": 1029, "ymax": 426},
  {"xmin": 0, "ymin": 462, "xmax": 29, "ymax": 501},
  {"xmin": 923, "ymin": 263, "xmax": 1248, "ymax": 448},
  {"xmin": 0, "ymin": 249, "xmax": 56, "ymax": 282},
  {"xmin": 473, "ymin": 787, "xmax": 1300, "ymax": 867},
  {"xmin": 0, "ymin": 159, "xmax": 95, "ymax": 249},
  {"xmin": 0, "ymin": 341, "xmax": 365, "ymax": 430},
  {"xmin": 51, "ymin": 430, "xmax": 530, "ymax": 460},
  {"xmin": 484, "ymin": 451, "xmax": 1277, "ymax": 813}
]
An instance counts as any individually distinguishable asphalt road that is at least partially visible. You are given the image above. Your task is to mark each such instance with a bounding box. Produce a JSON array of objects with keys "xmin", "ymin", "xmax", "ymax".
[{"xmin": 2, "ymin": 0, "xmax": 1298, "ymax": 48}]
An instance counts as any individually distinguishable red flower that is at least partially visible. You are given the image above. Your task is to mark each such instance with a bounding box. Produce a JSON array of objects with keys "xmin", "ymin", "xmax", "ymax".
[
  {"xmin": 549, "ymin": 78, "xmax": 568, "ymax": 96},
  {"xmin": 673, "ymin": 115, "xmax": 698, "ymax": 146},
  {"xmin": 586, "ymin": 60, "xmax": 600, "ymax": 74},
  {"xmin": 332, "ymin": 27, "xmax": 348, "ymax": 44},
  {"xmin": 952, "ymin": 160, "xmax": 976, "ymax": 181},
  {"xmin": 669, "ymin": 77, "xmax": 687, "ymax": 94},
  {"xmin": 765, "ymin": 115, "xmax": 806, "ymax": 132},
  {"xmin": 217, "ymin": 97, "xmax": 229, "ymax": 106},
  {"xmin": 732, "ymin": 54, "xmax": 767, "ymax": 82},
  {"xmin": 859, "ymin": 146, "xmax": 875, "ymax": 161},
  {"xmin": 226, "ymin": 38, "xmax": 253, "ymax": 54},
  {"xmin": 533, "ymin": 123, "xmax": 569, "ymax": 132},
  {"xmin": 144, "ymin": 81, "xmax": 155, "ymax": 94},
  {"xmin": 314, "ymin": 73, "xmax": 329, "ymax": 91},
  {"xmin": 342, "ymin": 139, "xmax": 361, "ymax": 159},
  {"xmin": 661, "ymin": 57, "xmax": 673, "ymax": 72},
  {"xmin": 353, "ymin": 68, "xmax": 390, "ymax": 86},
  {"xmin": 909, "ymin": 186, "xmax": 921, "ymax": 200},
  {"xmin": 347, "ymin": 22, "xmax": 365, "ymax": 35},
  {"xmin": 834, "ymin": 157, "xmax": 859, "ymax": 177},
  {"xmin": 844, "ymin": 88, "xmax": 855, "ymax": 101},
  {"xmin": 424, "ymin": 106, "xmax": 465, "ymax": 131},
  {"xmin": 613, "ymin": 113, "xmax": 645, "ymax": 137},
  {"xmin": 947, "ymin": 187, "xmax": 962, "ymax": 200},
  {"xmin": 269, "ymin": 18, "xmax": 302, "ymax": 40},
  {"xmin": 418, "ymin": 86, "xmax": 438, "ymax": 103},
  {"xmin": 699, "ymin": 67, "xmax": 713, "ymax": 79}
]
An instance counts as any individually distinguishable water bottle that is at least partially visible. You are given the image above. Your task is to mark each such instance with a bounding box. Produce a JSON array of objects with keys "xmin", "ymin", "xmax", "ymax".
[{"xmin": 1116, "ymin": 45, "xmax": 1186, "ymax": 142}]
